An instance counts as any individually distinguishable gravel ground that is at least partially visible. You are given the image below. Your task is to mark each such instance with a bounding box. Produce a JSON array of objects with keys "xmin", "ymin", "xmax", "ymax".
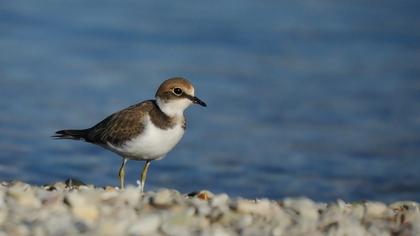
[{"xmin": 0, "ymin": 180, "xmax": 419, "ymax": 236}]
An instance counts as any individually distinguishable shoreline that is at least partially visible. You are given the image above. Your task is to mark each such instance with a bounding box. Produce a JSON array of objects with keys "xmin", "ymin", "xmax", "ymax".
[{"xmin": 1, "ymin": 181, "xmax": 419, "ymax": 236}]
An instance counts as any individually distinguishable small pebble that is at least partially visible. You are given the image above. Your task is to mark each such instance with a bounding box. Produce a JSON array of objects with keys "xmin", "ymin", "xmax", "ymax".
[
  {"xmin": 151, "ymin": 189, "xmax": 174, "ymax": 207},
  {"xmin": 128, "ymin": 214, "xmax": 160, "ymax": 235}
]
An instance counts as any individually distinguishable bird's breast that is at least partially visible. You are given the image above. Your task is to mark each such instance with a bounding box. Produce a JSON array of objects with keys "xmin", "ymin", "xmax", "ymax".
[{"xmin": 113, "ymin": 115, "xmax": 185, "ymax": 160}]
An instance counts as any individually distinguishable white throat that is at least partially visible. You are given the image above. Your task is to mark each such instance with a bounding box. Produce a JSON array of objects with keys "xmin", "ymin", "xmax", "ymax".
[{"xmin": 156, "ymin": 97, "xmax": 192, "ymax": 117}]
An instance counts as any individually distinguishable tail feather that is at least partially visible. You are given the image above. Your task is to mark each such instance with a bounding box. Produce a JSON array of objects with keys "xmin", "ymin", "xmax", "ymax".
[{"xmin": 52, "ymin": 129, "xmax": 89, "ymax": 140}]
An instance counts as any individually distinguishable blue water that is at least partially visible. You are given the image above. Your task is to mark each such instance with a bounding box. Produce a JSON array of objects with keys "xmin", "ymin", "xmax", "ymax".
[{"xmin": 1, "ymin": 1, "xmax": 420, "ymax": 202}]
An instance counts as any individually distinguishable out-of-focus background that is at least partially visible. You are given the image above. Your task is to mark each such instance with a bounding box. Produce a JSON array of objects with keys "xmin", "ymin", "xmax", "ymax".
[{"xmin": 1, "ymin": 1, "xmax": 419, "ymax": 202}]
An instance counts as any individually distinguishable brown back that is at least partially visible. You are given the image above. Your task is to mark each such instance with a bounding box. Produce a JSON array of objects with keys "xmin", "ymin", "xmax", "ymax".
[{"xmin": 86, "ymin": 100, "xmax": 177, "ymax": 146}]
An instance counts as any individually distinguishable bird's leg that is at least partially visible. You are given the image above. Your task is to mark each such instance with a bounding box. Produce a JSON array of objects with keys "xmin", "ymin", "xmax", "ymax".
[
  {"xmin": 118, "ymin": 158, "xmax": 128, "ymax": 189},
  {"xmin": 140, "ymin": 160, "xmax": 151, "ymax": 193}
]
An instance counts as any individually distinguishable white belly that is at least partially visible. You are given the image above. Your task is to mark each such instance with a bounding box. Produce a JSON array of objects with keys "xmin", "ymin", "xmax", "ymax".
[{"xmin": 108, "ymin": 116, "xmax": 185, "ymax": 160}]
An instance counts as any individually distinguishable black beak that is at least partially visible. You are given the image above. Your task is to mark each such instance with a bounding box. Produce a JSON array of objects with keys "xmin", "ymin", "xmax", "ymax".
[{"xmin": 192, "ymin": 96, "xmax": 207, "ymax": 107}]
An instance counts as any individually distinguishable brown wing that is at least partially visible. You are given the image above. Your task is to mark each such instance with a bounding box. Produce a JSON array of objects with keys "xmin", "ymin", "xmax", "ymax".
[{"xmin": 86, "ymin": 100, "xmax": 154, "ymax": 146}]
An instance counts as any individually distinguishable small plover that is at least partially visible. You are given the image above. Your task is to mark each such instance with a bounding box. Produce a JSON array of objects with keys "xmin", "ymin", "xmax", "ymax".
[{"xmin": 53, "ymin": 77, "xmax": 206, "ymax": 192}]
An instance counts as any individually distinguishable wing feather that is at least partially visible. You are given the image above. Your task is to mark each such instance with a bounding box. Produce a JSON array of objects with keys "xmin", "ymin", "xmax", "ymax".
[{"xmin": 86, "ymin": 101, "xmax": 154, "ymax": 146}]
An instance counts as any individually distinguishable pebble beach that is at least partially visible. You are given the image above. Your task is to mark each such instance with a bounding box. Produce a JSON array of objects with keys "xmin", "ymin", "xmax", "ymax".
[{"xmin": 0, "ymin": 180, "xmax": 419, "ymax": 236}]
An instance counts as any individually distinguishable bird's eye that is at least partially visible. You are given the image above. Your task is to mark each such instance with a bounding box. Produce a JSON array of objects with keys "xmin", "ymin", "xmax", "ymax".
[{"xmin": 173, "ymin": 88, "xmax": 183, "ymax": 96}]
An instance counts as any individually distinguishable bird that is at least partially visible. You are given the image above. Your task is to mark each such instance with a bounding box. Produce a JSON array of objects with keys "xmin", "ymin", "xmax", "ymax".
[{"xmin": 53, "ymin": 77, "xmax": 206, "ymax": 192}]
